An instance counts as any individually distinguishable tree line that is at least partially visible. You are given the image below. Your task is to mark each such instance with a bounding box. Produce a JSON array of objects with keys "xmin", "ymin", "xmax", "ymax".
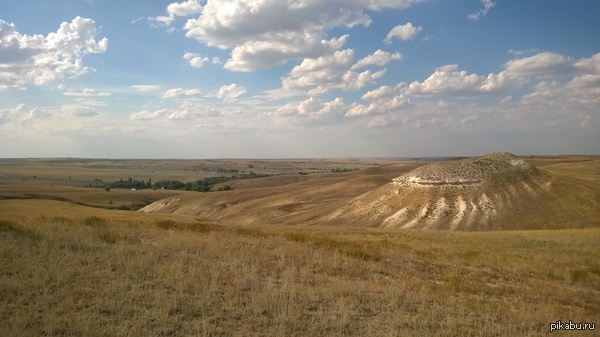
[{"xmin": 106, "ymin": 172, "xmax": 270, "ymax": 192}]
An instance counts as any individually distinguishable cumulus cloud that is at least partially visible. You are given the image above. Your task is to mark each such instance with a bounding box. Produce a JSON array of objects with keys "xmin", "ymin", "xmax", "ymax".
[
  {"xmin": 361, "ymin": 85, "xmax": 397, "ymax": 100},
  {"xmin": 405, "ymin": 64, "xmax": 526, "ymax": 96},
  {"xmin": 217, "ymin": 83, "xmax": 247, "ymax": 101},
  {"xmin": 400, "ymin": 52, "xmax": 600, "ymax": 98},
  {"xmin": 65, "ymin": 105, "xmax": 100, "ymax": 117},
  {"xmin": 131, "ymin": 102, "xmax": 220, "ymax": 122},
  {"xmin": 162, "ymin": 88, "xmax": 201, "ymax": 99},
  {"xmin": 405, "ymin": 52, "xmax": 600, "ymax": 96},
  {"xmin": 183, "ymin": 52, "xmax": 210, "ymax": 68},
  {"xmin": 468, "ymin": 0, "xmax": 496, "ymax": 21},
  {"xmin": 504, "ymin": 52, "xmax": 576, "ymax": 78},
  {"xmin": 281, "ymin": 49, "xmax": 387, "ymax": 96},
  {"xmin": 0, "ymin": 17, "xmax": 108, "ymax": 90},
  {"xmin": 522, "ymin": 54, "xmax": 600, "ymax": 106},
  {"xmin": 352, "ymin": 50, "xmax": 402, "ymax": 69},
  {"xmin": 384, "ymin": 22, "xmax": 422, "ymax": 43},
  {"xmin": 224, "ymin": 32, "xmax": 347, "ymax": 72},
  {"xmin": 346, "ymin": 83, "xmax": 412, "ymax": 118},
  {"xmin": 154, "ymin": 0, "xmax": 203, "ymax": 26},
  {"xmin": 166, "ymin": 110, "xmax": 195, "ymax": 121},
  {"xmin": 58, "ymin": 96, "xmax": 109, "ymax": 118},
  {"xmin": 171, "ymin": 0, "xmax": 418, "ymax": 71},
  {"xmin": 274, "ymin": 96, "xmax": 347, "ymax": 126},
  {"xmin": 346, "ymin": 93, "xmax": 411, "ymax": 116},
  {"xmin": 0, "ymin": 104, "xmax": 30, "ymax": 125},
  {"xmin": 130, "ymin": 109, "xmax": 170, "ymax": 121},
  {"xmin": 345, "ymin": 51, "xmax": 600, "ymax": 134}
]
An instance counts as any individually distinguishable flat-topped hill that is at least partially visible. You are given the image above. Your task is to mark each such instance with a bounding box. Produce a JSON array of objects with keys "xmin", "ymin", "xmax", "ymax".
[
  {"xmin": 137, "ymin": 153, "xmax": 599, "ymax": 230},
  {"xmin": 334, "ymin": 153, "xmax": 598, "ymax": 230},
  {"xmin": 392, "ymin": 152, "xmax": 536, "ymax": 186}
]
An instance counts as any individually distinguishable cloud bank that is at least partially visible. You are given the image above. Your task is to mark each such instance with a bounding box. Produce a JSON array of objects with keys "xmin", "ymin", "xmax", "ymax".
[{"xmin": 0, "ymin": 17, "xmax": 108, "ymax": 90}]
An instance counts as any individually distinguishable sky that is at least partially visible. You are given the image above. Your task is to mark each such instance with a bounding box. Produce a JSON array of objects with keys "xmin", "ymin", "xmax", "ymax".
[{"xmin": 1, "ymin": 0, "xmax": 599, "ymax": 158}]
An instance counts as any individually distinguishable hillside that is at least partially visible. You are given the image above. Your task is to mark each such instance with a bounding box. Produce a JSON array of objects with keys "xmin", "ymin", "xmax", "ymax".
[
  {"xmin": 140, "ymin": 153, "xmax": 600, "ymax": 230},
  {"xmin": 1, "ymin": 155, "xmax": 599, "ymax": 336},
  {"xmin": 139, "ymin": 163, "xmax": 424, "ymax": 226}
]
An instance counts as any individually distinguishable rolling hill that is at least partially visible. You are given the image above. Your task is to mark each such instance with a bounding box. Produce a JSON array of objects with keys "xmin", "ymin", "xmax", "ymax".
[{"xmin": 140, "ymin": 152, "xmax": 600, "ymax": 230}]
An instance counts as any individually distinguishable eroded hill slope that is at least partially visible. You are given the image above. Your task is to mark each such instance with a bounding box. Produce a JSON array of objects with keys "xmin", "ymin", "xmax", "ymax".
[
  {"xmin": 140, "ymin": 153, "xmax": 600, "ymax": 230},
  {"xmin": 332, "ymin": 152, "xmax": 600, "ymax": 230}
]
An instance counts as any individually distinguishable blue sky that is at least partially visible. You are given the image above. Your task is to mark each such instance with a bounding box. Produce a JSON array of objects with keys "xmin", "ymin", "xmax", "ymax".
[{"xmin": 1, "ymin": 0, "xmax": 599, "ymax": 158}]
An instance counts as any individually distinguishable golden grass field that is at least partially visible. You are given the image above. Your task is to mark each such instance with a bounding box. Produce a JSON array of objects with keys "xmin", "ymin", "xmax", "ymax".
[{"xmin": 1, "ymin": 156, "xmax": 599, "ymax": 336}]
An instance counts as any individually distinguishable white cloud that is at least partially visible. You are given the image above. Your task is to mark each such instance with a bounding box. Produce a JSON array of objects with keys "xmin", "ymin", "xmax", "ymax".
[
  {"xmin": 154, "ymin": 0, "xmax": 203, "ymax": 26},
  {"xmin": 281, "ymin": 49, "xmax": 387, "ymax": 96},
  {"xmin": 273, "ymin": 96, "xmax": 347, "ymax": 126},
  {"xmin": 345, "ymin": 52, "xmax": 600, "ymax": 136},
  {"xmin": 131, "ymin": 102, "xmax": 221, "ymax": 122},
  {"xmin": 400, "ymin": 52, "xmax": 599, "ymax": 99},
  {"xmin": 522, "ymin": 62, "xmax": 600, "ymax": 106},
  {"xmin": 346, "ymin": 93, "xmax": 411, "ymax": 116},
  {"xmin": 130, "ymin": 109, "xmax": 170, "ymax": 121},
  {"xmin": 0, "ymin": 17, "xmax": 108, "ymax": 90},
  {"xmin": 65, "ymin": 106, "xmax": 100, "ymax": 117},
  {"xmin": 468, "ymin": 0, "xmax": 496, "ymax": 21},
  {"xmin": 460, "ymin": 114, "xmax": 480, "ymax": 125},
  {"xmin": 405, "ymin": 64, "xmax": 524, "ymax": 96},
  {"xmin": 0, "ymin": 104, "xmax": 30, "ymax": 125},
  {"xmin": 162, "ymin": 88, "xmax": 201, "ymax": 99},
  {"xmin": 58, "ymin": 102, "xmax": 102, "ymax": 117},
  {"xmin": 224, "ymin": 32, "xmax": 348, "ymax": 72},
  {"xmin": 361, "ymin": 85, "xmax": 396, "ymax": 100},
  {"xmin": 217, "ymin": 83, "xmax": 247, "ymax": 101},
  {"xmin": 384, "ymin": 22, "xmax": 422, "ymax": 43},
  {"xmin": 176, "ymin": 0, "xmax": 419, "ymax": 71},
  {"xmin": 63, "ymin": 88, "xmax": 111, "ymax": 97},
  {"xmin": 352, "ymin": 50, "xmax": 402, "ymax": 69},
  {"xmin": 183, "ymin": 52, "xmax": 210, "ymax": 68},
  {"xmin": 166, "ymin": 110, "xmax": 194, "ymax": 121},
  {"xmin": 130, "ymin": 17, "xmax": 145, "ymax": 24},
  {"xmin": 184, "ymin": 2, "xmax": 369, "ymax": 49},
  {"xmin": 130, "ymin": 85, "xmax": 161, "ymax": 92},
  {"xmin": 504, "ymin": 52, "xmax": 576, "ymax": 78}
]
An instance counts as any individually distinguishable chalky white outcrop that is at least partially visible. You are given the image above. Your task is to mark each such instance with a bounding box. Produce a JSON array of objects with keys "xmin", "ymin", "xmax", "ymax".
[{"xmin": 337, "ymin": 152, "xmax": 572, "ymax": 230}]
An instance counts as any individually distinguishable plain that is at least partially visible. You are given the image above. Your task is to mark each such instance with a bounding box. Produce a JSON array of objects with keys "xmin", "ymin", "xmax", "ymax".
[{"xmin": 0, "ymin": 156, "xmax": 599, "ymax": 336}]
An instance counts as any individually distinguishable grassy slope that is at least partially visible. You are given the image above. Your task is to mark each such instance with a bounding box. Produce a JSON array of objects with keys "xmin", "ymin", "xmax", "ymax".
[
  {"xmin": 1, "ymin": 156, "xmax": 599, "ymax": 336},
  {"xmin": 1, "ymin": 203, "xmax": 599, "ymax": 336},
  {"xmin": 0, "ymin": 184, "xmax": 191, "ymax": 211},
  {"xmin": 136, "ymin": 158, "xmax": 600, "ymax": 230}
]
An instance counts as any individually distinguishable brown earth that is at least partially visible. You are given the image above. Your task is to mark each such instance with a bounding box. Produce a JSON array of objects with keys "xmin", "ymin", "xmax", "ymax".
[{"xmin": 140, "ymin": 153, "xmax": 600, "ymax": 230}]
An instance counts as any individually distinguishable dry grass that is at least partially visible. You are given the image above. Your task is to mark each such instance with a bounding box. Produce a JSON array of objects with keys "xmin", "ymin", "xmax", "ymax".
[
  {"xmin": 1, "ymin": 204, "xmax": 599, "ymax": 336},
  {"xmin": 536, "ymin": 158, "xmax": 600, "ymax": 185},
  {"xmin": 0, "ymin": 158, "xmax": 404, "ymax": 187},
  {"xmin": 1, "ymin": 156, "xmax": 598, "ymax": 336}
]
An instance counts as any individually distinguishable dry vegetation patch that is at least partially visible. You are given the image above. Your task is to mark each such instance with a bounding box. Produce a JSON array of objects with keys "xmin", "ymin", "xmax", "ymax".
[
  {"xmin": 1, "ymin": 210, "xmax": 599, "ymax": 336},
  {"xmin": 1, "ymin": 156, "xmax": 599, "ymax": 336}
]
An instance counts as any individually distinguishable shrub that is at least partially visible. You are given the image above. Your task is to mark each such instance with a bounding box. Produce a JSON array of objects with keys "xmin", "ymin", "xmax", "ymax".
[
  {"xmin": 156, "ymin": 220, "xmax": 177, "ymax": 230},
  {"xmin": 184, "ymin": 223, "xmax": 222, "ymax": 233},
  {"xmin": 569, "ymin": 269, "xmax": 589, "ymax": 282},
  {"xmin": 83, "ymin": 216, "xmax": 108, "ymax": 227},
  {"xmin": 0, "ymin": 220, "xmax": 40, "ymax": 241},
  {"xmin": 98, "ymin": 231, "xmax": 119, "ymax": 244}
]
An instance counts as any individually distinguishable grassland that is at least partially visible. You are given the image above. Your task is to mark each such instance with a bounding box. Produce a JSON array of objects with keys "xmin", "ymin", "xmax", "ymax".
[{"xmin": 0, "ymin": 156, "xmax": 599, "ymax": 336}]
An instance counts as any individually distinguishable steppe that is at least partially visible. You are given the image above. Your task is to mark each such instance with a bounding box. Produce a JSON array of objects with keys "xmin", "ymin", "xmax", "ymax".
[{"xmin": 1, "ymin": 155, "xmax": 599, "ymax": 336}]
